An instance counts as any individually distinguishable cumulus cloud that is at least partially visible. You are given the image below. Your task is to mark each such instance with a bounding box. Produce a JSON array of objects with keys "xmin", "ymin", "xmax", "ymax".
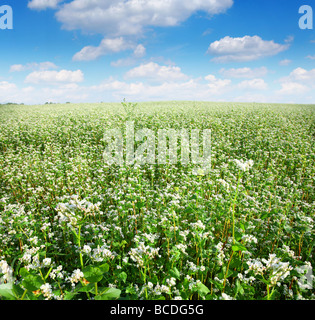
[
  {"xmin": 55, "ymin": 0, "xmax": 233, "ymax": 36},
  {"xmin": 277, "ymin": 82, "xmax": 310, "ymax": 95},
  {"xmin": 281, "ymin": 67, "xmax": 315, "ymax": 83},
  {"xmin": 0, "ymin": 81, "xmax": 17, "ymax": 91},
  {"xmin": 207, "ymin": 35, "xmax": 289, "ymax": 62},
  {"xmin": 0, "ymin": 81, "xmax": 19, "ymax": 103},
  {"xmin": 91, "ymin": 76, "xmax": 231, "ymax": 101},
  {"xmin": 28, "ymin": 0, "xmax": 63, "ymax": 10},
  {"xmin": 238, "ymin": 78, "xmax": 268, "ymax": 90},
  {"xmin": 124, "ymin": 62, "xmax": 188, "ymax": 82},
  {"xmin": 25, "ymin": 69, "xmax": 84, "ymax": 84},
  {"xmin": 219, "ymin": 67, "xmax": 268, "ymax": 78},
  {"xmin": 10, "ymin": 61, "xmax": 58, "ymax": 72},
  {"xmin": 111, "ymin": 44, "xmax": 147, "ymax": 67},
  {"xmin": 277, "ymin": 67, "xmax": 315, "ymax": 95},
  {"xmin": 73, "ymin": 37, "xmax": 136, "ymax": 61},
  {"xmin": 204, "ymin": 74, "xmax": 231, "ymax": 93}
]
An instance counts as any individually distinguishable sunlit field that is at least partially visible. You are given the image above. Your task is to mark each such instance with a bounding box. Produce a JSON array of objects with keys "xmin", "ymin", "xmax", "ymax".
[{"xmin": 0, "ymin": 101, "xmax": 314, "ymax": 300}]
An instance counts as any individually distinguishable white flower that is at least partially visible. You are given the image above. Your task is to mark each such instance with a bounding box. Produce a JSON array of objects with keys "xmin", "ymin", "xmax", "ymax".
[
  {"xmin": 82, "ymin": 245, "xmax": 92, "ymax": 254},
  {"xmin": 175, "ymin": 243, "xmax": 187, "ymax": 254},
  {"xmin": 190, "ymin": 220, "xmax": 205, "ymax": 230},
  {"xmin": 166, "ymin": 277, "xmax": 176, "ymax": 287},
  {"xmin": 246, "ymin": 259, "xmax": 265, "ymax": 275},
  {"xmin": 217, "ymin": 179, "xmax": 230, "ymax": 190},
  {"xmin": 91, "ymin": 246, "xmax": 115, "ymax": 262},
  {"xmin": 241, "ymin": 234, "xmax": 258, "ymax": 244},
  {"xmin": 221, "ymin": 293, "xmax": 235, "ymax": 300},
  {"xmin": 234, "ymin": 159, "xmax": 254, "ymax": 172},
  {"xmin": 68, "ymin": 269, "xmax": 84, "ymax": 286},
  {"xmin": 42, "ymin": 258, "xmax": 52, "ymax": 267},
  {"xmin": 0, "ymin": 260, "xmax": 14, "ymax": 284},
  {"xmin": 215, "ymin": 242, "xmax": 225, "ymax": 266},
  {"xmin": 40, "ymin": 283, "xmax": 53, "ymax": 300}
]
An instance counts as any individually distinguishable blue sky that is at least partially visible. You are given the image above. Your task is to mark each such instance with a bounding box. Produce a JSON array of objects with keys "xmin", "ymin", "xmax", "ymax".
[{"xmin": 1, "ymin": 0, "xmax": 315, "ymax": 104}]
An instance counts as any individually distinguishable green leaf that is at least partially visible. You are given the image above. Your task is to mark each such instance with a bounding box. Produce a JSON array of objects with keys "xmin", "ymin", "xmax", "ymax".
[
  {"xmin": 0, "ymin": 283, "xmax": 17, "ymax": 300},
  {"xmin": 236, "ymin": 279, "xmax": 244, "ymax": 296},
  {"xmin": 169, "ymin": 267, "xmax": 181, "ymax": 280},
  {"xmin": 63, "ymin": 291, "xmax": 76, "ymax": 300},
  {"xmin": 99, "ymin": 263, "xmax": 109, "ymax": 273},
  {"xmin": 22, "ymin": 275, "xmax": 44, "ymax": 291},
  {"xmin": 184, "ymin": 207, "xmax": 194, "ymax": 214},
  {"xmin": 196, "ymin": 282, "xmax": 210, "ymax": 297},
  {"xmin": 95, "ymin": 288, "xmax": 121, "ymax": 300},
  {"xmin": 232, "ymin": 242, "xmax": 247, "ymax": 252},
  {"xmin": 136, "ymin": 201, "xmax": 145, "ymax": 209},
  {"xmin": 118, "ymin": 272, "xmax": 127, "ymax": 283},
  {"xmin": 83, "ymin": 266, "xmax": 103, "ymax": 283},
  {"xmin": 239, "ymin": 222, "xmax": 245, "ymax": 231},
  {"xmin": 235, "ymin": 231, "xmax": 243, "ymax": 241},
  {"xmin": 19, "ymin": 267, "xmax": 30, "ymax": 278},
  {"xmin": 77, "ymin": 283, "xmax": 95, "ymax": 293}
]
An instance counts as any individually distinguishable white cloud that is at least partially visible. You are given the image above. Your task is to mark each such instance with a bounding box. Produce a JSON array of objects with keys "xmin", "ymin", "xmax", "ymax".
[
  {"xmin": 91, "ymin": 77, "xmax": 222, "ymax": 101},
  {"xmin": 111, "ymin": 58, "xmax": 137, "ymax": 68},
  {"xmin": 10, "ymin": 61, "xmax": 58, "ymax": 72},
  {"xmin": 306, "ymin": 55, "xmax": 315, "ymax": 60},
  {"xmin": 238, "ymin": 78, "xmax": 268, "ymax": 90},
  {"xmin": 219, "ymin": 67, "xmax": 268, "ymax": 78},
  {"xmin": 277, "ymin": 67, "xmax": 315, "ymax": 95},
  {"xmin": 284, "ymin": 35, "xmax": 294, "ymax": 43},
  {"xmin": 0, "ymin": 81, "xmax": 19, "ymax": 103},
  {"xmin": 73, "ymin": 37, "xmax": 136, "ymax": 61},
  {"xmin": 277, "ymin": 82, "xmax": 310, "ymax": 95},
  {"xmin": 28, "ymin": 0, "xmax": 63, "ymax": 10},
  {"xmin": 133, "ymin": 44, "xmax": 146, "ymax": 58},
  {"xmin": 281, "ymin": 67, "xmax": 315, "ymax": 83},
  {"xmin": 25, "ymin": 69, "xmax": 84, "ymax": 84},
  {"xmin": 279, "ymin": 59, "xmax": 292, "ymax": 66},
  {"xmin": 207, "ymin": 35, "xmax": 289, "ymax": 62},
  {"xmin": 3, "ymin": 73, "xmax": 314, "ymax": 105},
  {"xmin": 110, "ymin": 44, "xmax": 146, "ymax": 67},
  {"xmin": 0, "ymin": 81, "xmax": 17, "ymax": 91},
  {"xmin": 55, "ymin": 0, "xmax": 233, "ymax": 36},
  {"xmin": 204, "ymin": 74, "xmax": 231, "ymax": 93},
  {"xmin": 124, "ymin": 62, "xmax": 188, "ymax": 82}
]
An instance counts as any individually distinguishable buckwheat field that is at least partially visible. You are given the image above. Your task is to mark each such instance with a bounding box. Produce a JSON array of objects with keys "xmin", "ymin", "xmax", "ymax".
[{"xmin": 0, "ymin": 101, "xmax": 314, "ymax": 300}]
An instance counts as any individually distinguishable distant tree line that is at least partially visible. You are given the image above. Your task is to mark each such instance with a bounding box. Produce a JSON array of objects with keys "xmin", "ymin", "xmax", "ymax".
[{"xmin": 0, "ymin": 102, "xmax": 24, "ymax": 105}]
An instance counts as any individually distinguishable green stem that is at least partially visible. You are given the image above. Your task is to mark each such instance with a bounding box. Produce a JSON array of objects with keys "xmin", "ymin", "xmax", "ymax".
[
  {"xmin": 44, "ymin": 267, "xmax": 53, "ymax": 280},
  {"xmin": 76, "ymin": 226, "xmax": 84, "ymax": 269},
  {"xmin": 266, "ymin": 284, "xmax": 270, "ymax": 300},
  {"xmin": 20, "ymin": 289, "xmax": 28, "ymax": 300},
  {"xmin": 222, "ymin": 251, "xmax": 234, "ymax": 292},
  {"xmin": 231, "ymin": 171, "xmax": 243, "ymax": 244}
]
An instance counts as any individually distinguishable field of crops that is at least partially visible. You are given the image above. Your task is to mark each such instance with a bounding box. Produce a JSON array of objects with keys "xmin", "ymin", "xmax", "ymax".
[{"xmin": 0, "ymin": 101, "xmax": 314, "ymax": 300}]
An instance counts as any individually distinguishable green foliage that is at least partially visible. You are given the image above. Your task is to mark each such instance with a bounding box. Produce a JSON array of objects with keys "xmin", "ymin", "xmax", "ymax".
[{"xmin": 0, "ymin": 101, "xmax": 314, "ymax": 300}]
